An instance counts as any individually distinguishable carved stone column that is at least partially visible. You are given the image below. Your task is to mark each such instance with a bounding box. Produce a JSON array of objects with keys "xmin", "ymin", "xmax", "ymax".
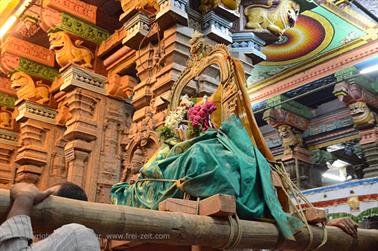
[
  {"xmin": 0, "ymin": 133, "xmax": 18, "ymax": 188},
  {"xmin": 14, "ymin": 102, "xmax": 57, "ymax": 185},
  {"xmin": 333, "ymin": 79, "xmax": 378, "ymax": 178},
  {"xmin": 263, "ymin": 103, "xmax": 319, "ymax": 188}
]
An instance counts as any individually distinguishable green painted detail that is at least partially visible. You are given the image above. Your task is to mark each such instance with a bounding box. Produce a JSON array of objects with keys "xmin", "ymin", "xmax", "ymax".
[
  {"xmin": 0, "ymin": 93, "xmax": 16, "ymax": 108},
  {"xmin": 53, "ymin": 13, "xmax": 110, "ymax": 44},
  {"xmin": 334, "ymin": 66, "xmax": 358, "ymax": 82},
  {"xmin": 16, "ymin": 58, "xmax": 58, "ymax": 82},
  {"xmin": 267, "ymin": 95, "xmax": 312, "ymax": 119},
  {"xmin": 327, "ymin": 207, "xmax": 378, "ymax": 223},
  {"xmin": 311, "ymin": 149, "xmax": 333, "ymax": 166},
  {"xmin": 355, "ymin": 76, "xmax": 378, "ymax": 94},
  {"xmin": 303, "ymin": 117, "xmax": 353, "ymax": 137}
]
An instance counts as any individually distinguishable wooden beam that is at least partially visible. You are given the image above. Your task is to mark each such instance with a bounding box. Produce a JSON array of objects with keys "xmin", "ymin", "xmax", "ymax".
[{"xmin": 0, "ymin": 189, "xmax": 377, "ymax": 250}]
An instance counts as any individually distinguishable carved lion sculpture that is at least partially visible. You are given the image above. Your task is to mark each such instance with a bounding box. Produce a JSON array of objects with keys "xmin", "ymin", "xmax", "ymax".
[
  {"xmin": 349, "ymin": 101, "xmax": 376, "ymax": 128},
  {"xmin": 244, "ymin": 0, "xmax": 300, "ymax": 36},
  {"xmin": 278, "ymin": 124, "xmax": 303, "ymax": 155},
  {"xmin": 10, "ymin": 72, "xmax": 50, "ymax": 104},
  {"xmin": 48, "ymin": 31, "xmax": 93, "ymax": 69}
]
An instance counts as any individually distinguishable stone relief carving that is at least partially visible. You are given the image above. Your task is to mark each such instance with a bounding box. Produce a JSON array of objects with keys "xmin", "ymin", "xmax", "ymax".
[
  {"xmin": 187, "ymin": 31, "xmax": 212, "ymax": 67},
  {"xmin": 10, "ymin": 72, "xmax": 50, "ymax": 104},
  {"xmin": 106, "ymin": 74, "xmax": 137, "ymax": 100},
  {"xmin": 118, "ymin": 0, "xmax": 160, "ymax": 16},
  {"xmin": 48, "ymin": 31, "xmax": 94, "ymax": 69},
  {"xmin": 14, "ymin": 16, "xmax": 41, "ymax": 38},
  {"xmin": 200, "ymin": 0, "xmax": 241, "ymax": 13},
  {"xmin": 349, "ymin": 101, "xmax": 377, "ymax": 129},
  {"xmin": 0, "ymin": 107, "xmax": 12, "ymax": 129},
  {"xmin": 244, "ymin": 0, "xmax": 300, "ymax": 36},
  {"xmin": 121, "ymin": 147, "xmax": 145, "ymax": 184},
  {"xmin": 277, "ymin": 124, "xmax": 303, "ymax": 155}
]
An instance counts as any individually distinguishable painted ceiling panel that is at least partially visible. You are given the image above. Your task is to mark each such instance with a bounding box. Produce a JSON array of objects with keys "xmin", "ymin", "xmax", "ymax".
[{"xmin": 248, "ymin": 4, "xmax": 369, "ymax": 89}]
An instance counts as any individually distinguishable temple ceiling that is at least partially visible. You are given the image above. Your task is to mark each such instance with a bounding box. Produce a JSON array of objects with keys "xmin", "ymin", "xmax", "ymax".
[{"xmin": 247, "ymin": 1, "xmax": 378, "ymax": 92}]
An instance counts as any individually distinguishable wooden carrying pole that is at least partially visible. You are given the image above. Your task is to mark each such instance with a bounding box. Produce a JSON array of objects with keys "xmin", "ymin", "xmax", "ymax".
[{"xmin": 0, "ymin": 189, "xmax": 377, "ymax": 250}]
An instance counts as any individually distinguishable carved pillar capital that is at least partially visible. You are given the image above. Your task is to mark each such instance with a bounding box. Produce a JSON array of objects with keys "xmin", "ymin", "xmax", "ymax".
[{"xmin": 64, "ymin": 139, "xmax": 92, "ymax": 186}]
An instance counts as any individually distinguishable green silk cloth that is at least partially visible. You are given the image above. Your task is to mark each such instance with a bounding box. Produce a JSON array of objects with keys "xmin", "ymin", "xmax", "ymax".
[{"xmin": 111, "ymin": 115, "xmax": 302, "ymax": 240}]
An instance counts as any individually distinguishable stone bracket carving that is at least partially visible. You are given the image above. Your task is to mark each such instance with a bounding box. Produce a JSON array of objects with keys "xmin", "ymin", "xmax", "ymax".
[
  {"xmin": 156, "ymin": 0, "xmax": 188, "ymax": 30},
  {"xmin": 203, "ymin": 11, "xmax": 233, "ymax": 44},
  {"xmin": 230, "ymin": 32, "xmax": 266, "ymax": 61},
  {"xmin": 60, "ymin": 65, "xmax": 106, "ymax": 94},
  {"xmin": 0, "ymin": 128, "xmax": 18, "ymax": 146},
  {"xmin": 333, "ymin": 81, "xmax": 378, "ymax": 109},
  {"xmin": 106, "ymin": 74, "xmax": 137, "ymax": 100},
  {"xmin": 43, "ymin": 0, "xmax": 98, "ymax": 24},
  {"xmin": 16, "ymin": 101, "xmax": 57, "ymax": 125},
  {"xmin": 2, "ymin": 36, "xmax": 55, "ymax": 67},
  {"xmin": 263, "ymin": 108, "xmax": 309, "ymax": 131},
  {"xmin": 122, "ymin": 13, "xmax": 152, "ymax": 50}
]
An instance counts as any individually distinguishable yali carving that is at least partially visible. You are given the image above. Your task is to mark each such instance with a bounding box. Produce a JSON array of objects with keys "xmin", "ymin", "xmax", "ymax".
[
  {"xmin": 48, "ymin": 31, "xmax": 94, "ymax": 69},
  {"xmin": 277, "ymin": 124, "xmax": 303, "ymax": 155},
  {"xmin": 244, "ymin": 0, "xmax": 300, "ymax": 36},
  {"xmin": 10, "ymin": 72, "xmax": 50, "ymax": 104}
]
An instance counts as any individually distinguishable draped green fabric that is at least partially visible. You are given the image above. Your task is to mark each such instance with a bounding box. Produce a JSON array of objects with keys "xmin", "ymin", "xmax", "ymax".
[{"xmin": 111, "ymin": 115, "xmax": 302, "ymax": 240}]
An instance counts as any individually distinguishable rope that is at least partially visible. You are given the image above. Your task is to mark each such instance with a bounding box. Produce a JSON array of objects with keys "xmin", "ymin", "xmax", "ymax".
[
  {"xmin": 269, "ymin": 161, "xmax": 331, "ymax": 250},
  {"xmin": 314, "ymin": 223, "xmax": 328, "ymax": 250},
  {"xmin": 222, "ymin": 214, "xmax": 242, "ymax": 250}
]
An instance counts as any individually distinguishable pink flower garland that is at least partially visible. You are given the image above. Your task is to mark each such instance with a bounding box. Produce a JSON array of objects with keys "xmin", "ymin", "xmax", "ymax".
[{"xmin": 188, "ymin": 102, "xmax": 216, "ymax": 131}]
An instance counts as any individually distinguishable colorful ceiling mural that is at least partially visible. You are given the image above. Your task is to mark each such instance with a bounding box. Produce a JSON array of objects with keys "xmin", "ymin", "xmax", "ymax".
[{"xmin": 247, "ymin": 4, "xmax": 369, "ymax": 90}]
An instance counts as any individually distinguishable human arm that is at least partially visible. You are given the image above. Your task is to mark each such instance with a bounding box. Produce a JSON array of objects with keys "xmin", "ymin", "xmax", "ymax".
[
  {"xmin": 0, "ymin": 183, "xmax": 53, "ymax": 250},
  {"xmin": 327, "ymin": 217, "xmax": 359, "ymax": 238}
]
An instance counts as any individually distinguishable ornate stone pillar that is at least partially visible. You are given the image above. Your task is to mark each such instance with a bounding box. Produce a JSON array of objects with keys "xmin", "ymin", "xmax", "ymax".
[
  {"xmin": 333, "ymin": 75, "xmax": 378, "ymax": 178},
  {"xmin": 14, "ymin": 101, "xmax": 57, "ymax": 185},
  {"xmin": 263, "ymin": 98, "xmax": 319, "ymax": 188}
]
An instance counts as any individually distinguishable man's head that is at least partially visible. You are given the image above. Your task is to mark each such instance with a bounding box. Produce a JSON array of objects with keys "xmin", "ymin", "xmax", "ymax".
[{"xmin": 49, "ymin": 182, "xmax": 88, "ymax": 201}]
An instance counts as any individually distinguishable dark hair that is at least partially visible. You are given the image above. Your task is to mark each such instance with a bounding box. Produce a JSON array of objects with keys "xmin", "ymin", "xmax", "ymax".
[{"xmin": 55, "ymin": 182, "xmax": 88, "ymax": 201}]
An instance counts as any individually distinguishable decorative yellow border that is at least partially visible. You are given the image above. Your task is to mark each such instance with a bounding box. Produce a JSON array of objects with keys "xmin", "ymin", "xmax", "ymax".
[{"xmin": 0, "ymin": 0, "xmax": 21, "ymax": 28}]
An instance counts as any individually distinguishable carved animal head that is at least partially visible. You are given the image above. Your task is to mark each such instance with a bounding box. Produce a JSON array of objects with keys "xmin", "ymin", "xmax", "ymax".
[
  {"xmin": 278, "ymin": 124, "xmax": 293, "ymax": 139},
  {"xmin": 10, "ymin": 72, "xmax": 34, "ymax": 90},
  {"xmin": 48, "ymin": 31, "xmax": 70, "ymax": 52},
  {"xmin": 349, "ymin": 102, "xmax": 368, "ymax": 117},
  {"xmin": 286, "ymin": 0, "xmax": 300, "ymax": 28}
]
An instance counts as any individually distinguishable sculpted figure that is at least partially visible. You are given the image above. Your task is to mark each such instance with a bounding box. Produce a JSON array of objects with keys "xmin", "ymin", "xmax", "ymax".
[
  {"xmin": 349, "ymin": 101, "xmax": 376, "ymax": 128},
  {"xmin": 0, "ymin": 107, "xmax": 12, "ymax": 128},
  {"xmin": 244, "ymin": 0, "xmax": 300, "ymax": 36},
  {"xmin": 122, "ymin": 148, "xmax": 145, "ymax": 184},
  {"xmin": 48, "ymin": 31, "xmax": 93, "ymax": 69},
  {"xmin": 278, "ymin": 124, "xmax": 303, "ymax": 155},
  {"xmin": 200, "ymin": 0, "xmax": 241, "ymax": 13},
  {"xmin": 106, "ymin": 74, "xmax": 137, "ymax": 99},
  {"xmin": 187, "ymin": 31, "xmax": 212, "ymax": 67},
  {"xmin": 118, "ymin": 0, "xmax": 159, "ymax": 15},
  {"xmin": 10, "ymin": 72, "xmax": 50, "ymax": 104}
]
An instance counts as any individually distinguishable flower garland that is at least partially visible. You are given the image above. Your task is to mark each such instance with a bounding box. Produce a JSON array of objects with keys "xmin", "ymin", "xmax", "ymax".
[{"xmin": 157, "ymin": 95, "xmax": 216, "ymax": 141}]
